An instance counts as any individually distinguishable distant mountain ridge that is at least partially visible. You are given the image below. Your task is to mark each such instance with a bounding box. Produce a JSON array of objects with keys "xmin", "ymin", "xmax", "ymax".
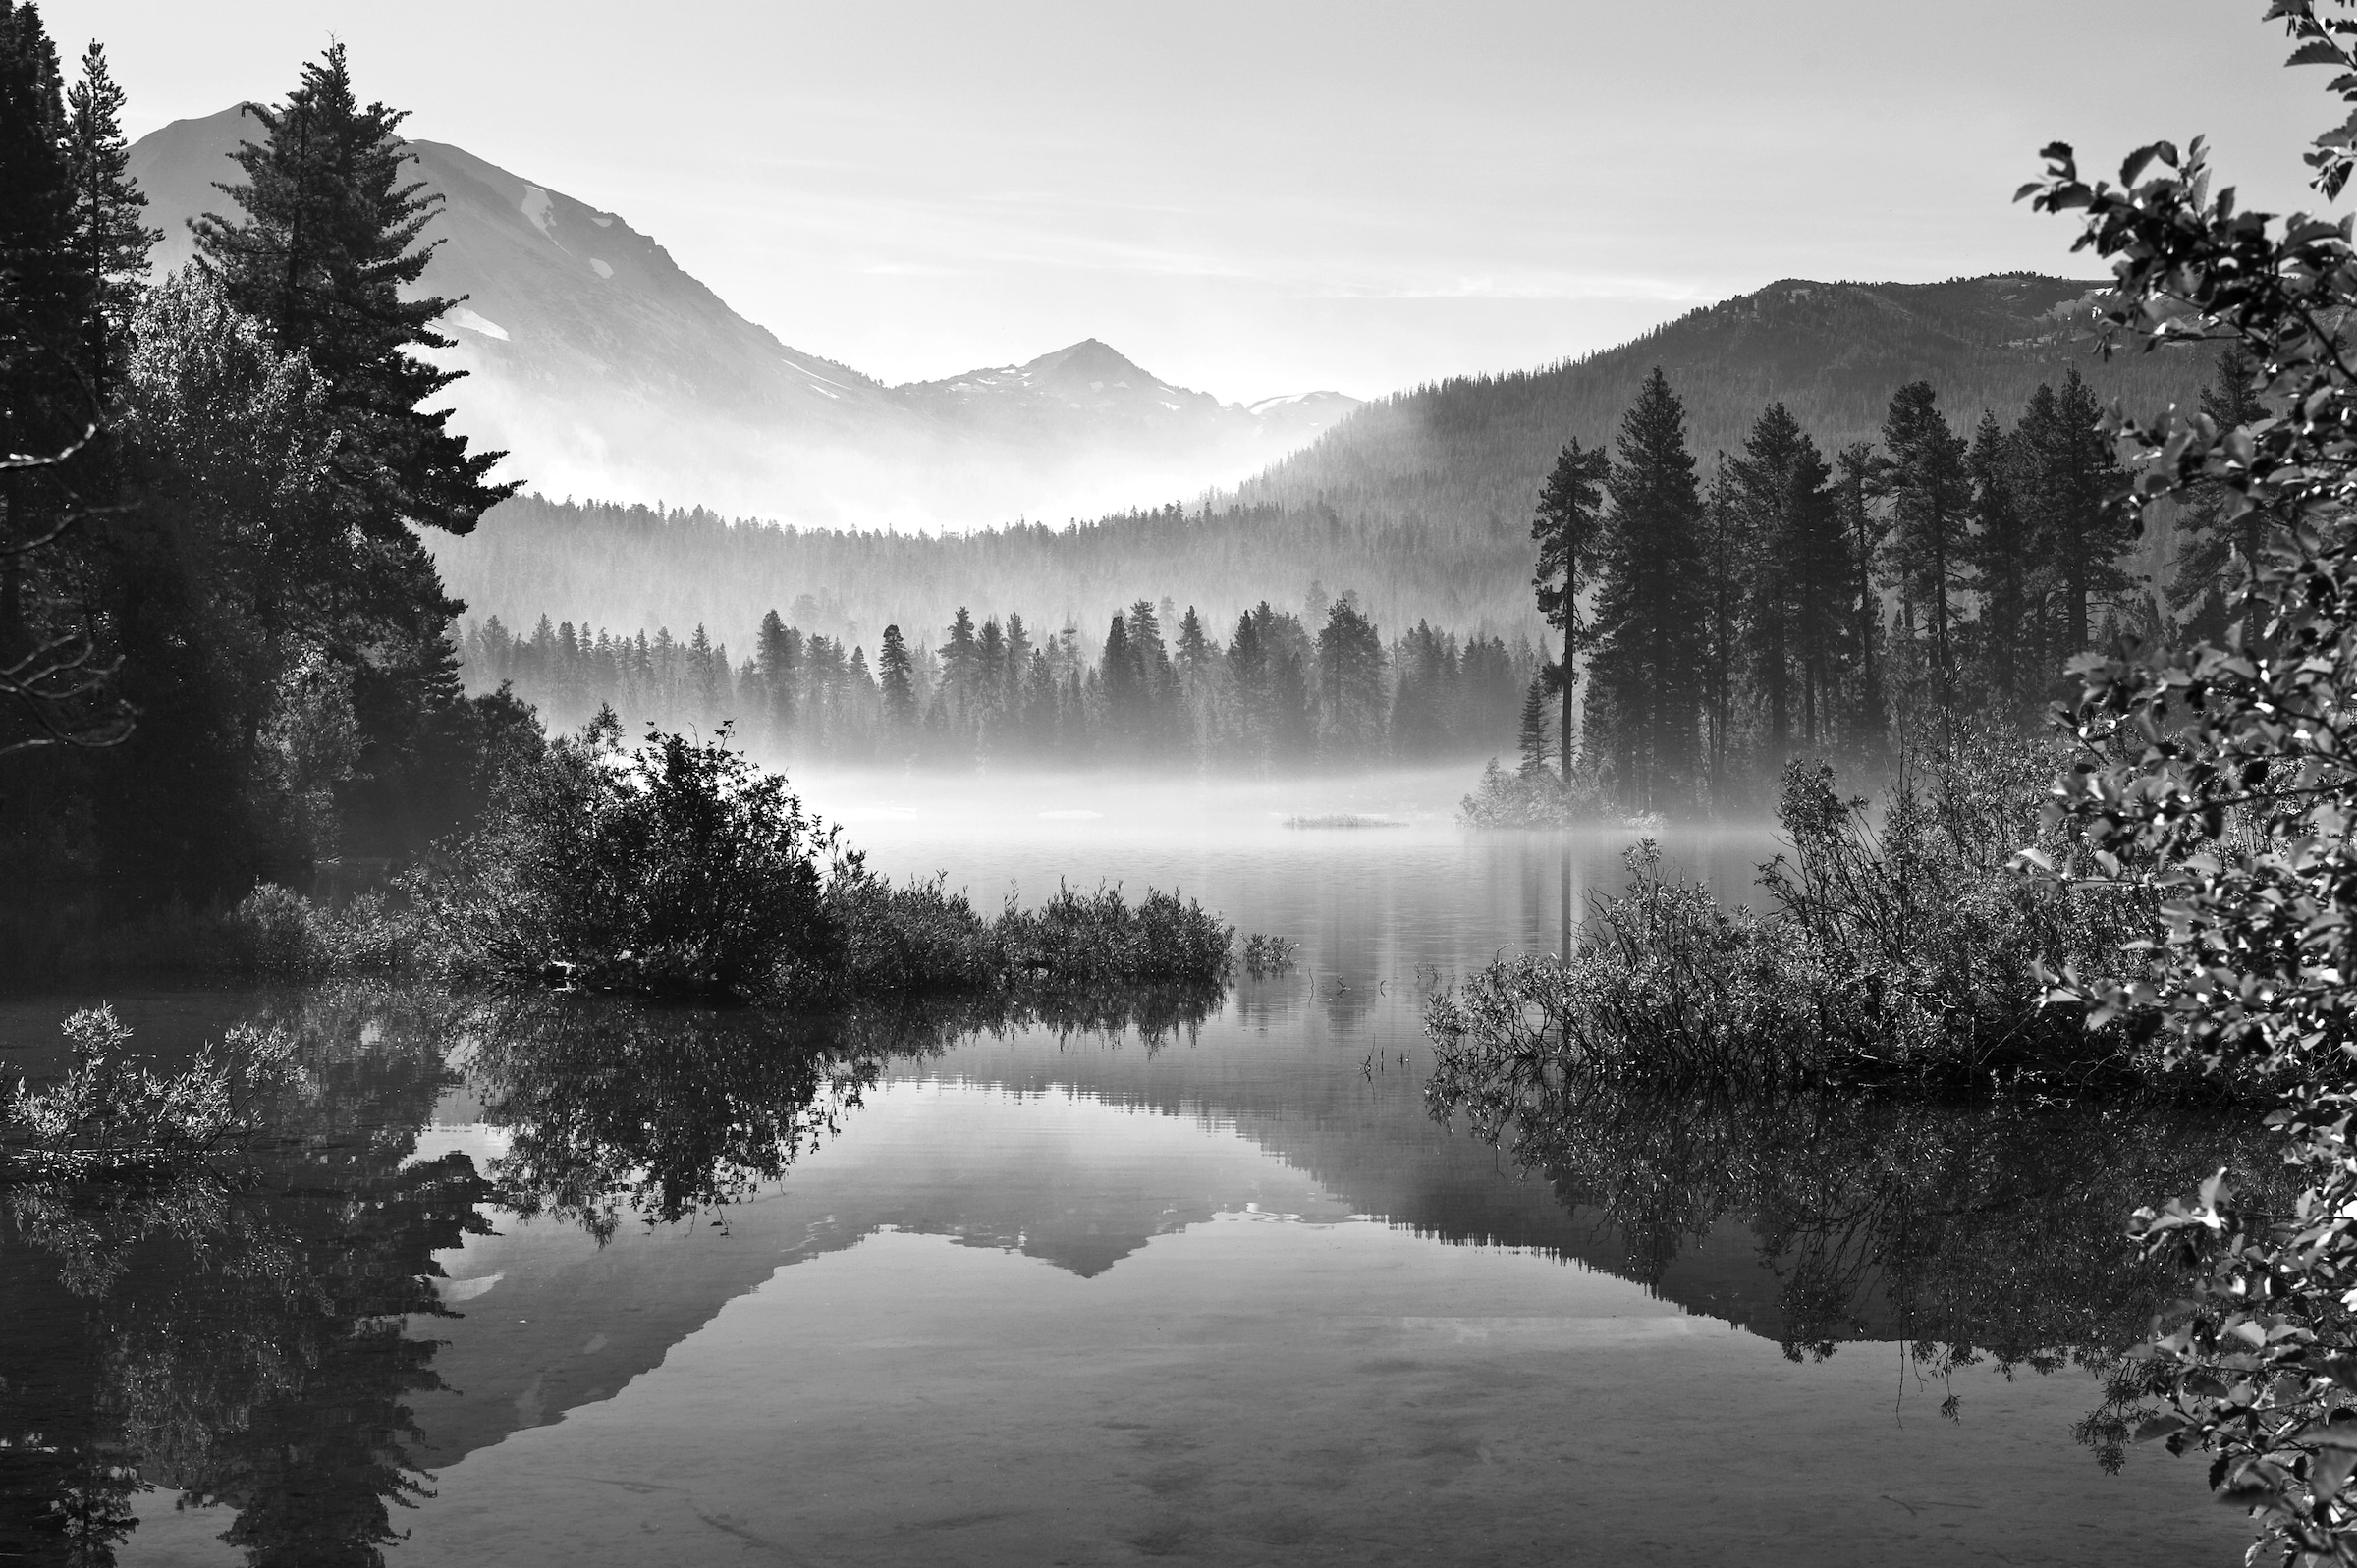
[
  {"xmin": 125, "ymin": 106, "xmax": 1359, "ymax": 527},
  {"xmin": 1234, "ymin": 273, "xmax": 2203, "ymax": 546},
  {"xmin": 431, "ymin": 271, "xmax": 2215, "ymax": 660}
]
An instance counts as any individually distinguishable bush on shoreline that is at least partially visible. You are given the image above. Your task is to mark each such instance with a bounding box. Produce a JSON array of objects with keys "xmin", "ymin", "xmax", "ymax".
[
  {"xmin": 27, "ymin": 714, "xmax": 1255, "ymax": 1006},
  {"xmin": 408, "ymin": 716, "xmax": 1247, "ymax": 1001},
  {"xmin": 2, "ymin": 1005, "xmax": 300, "ymax": 1180},
  {"xmin": 1427, "ymin": 728, "xmax": 2154, "ymax": 1095}
]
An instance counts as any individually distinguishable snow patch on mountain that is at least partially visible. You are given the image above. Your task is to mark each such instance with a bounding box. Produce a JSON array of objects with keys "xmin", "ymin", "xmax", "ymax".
[
  {"xmin": 445, "ymin": 306, "xmax": 511, "ymax": 342},
  {"xmin": 520, "ymin": 185, "xmax": 557, "ymax": 240}
]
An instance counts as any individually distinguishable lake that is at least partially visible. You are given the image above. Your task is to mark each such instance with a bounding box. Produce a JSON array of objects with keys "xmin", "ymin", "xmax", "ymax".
[{"xmin": 0, "ymin": 769, "xmax": 2256, "ymax": 1566}]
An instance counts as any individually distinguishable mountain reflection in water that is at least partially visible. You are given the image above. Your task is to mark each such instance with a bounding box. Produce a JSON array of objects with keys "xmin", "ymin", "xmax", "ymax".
[
  {"xmin": 0, "ymin": 974, "xmax": 2258, "ymax": 1565},
  {"xmin": 0, "ymin": 982, "xmax": 1226, "ymax": 1565}
]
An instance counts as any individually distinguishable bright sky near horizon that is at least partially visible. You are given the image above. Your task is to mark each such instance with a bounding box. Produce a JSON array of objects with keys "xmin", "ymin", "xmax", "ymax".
[{"xmin": 45, "ymin": 0, "xmax": 2332, "ymax": 405}]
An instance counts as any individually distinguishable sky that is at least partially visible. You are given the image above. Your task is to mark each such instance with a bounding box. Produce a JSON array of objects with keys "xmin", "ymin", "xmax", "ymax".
[{"xmin": 45, "ymin": 0, "xmax": 2335, "ymax": 405}]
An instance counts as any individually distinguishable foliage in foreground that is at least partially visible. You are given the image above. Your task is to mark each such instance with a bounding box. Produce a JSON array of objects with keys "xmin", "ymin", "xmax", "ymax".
[
  {"xmin": 1429, "ymin": 729, "xmax": 2145, "ymax": 1092},
  {"xmin": 2002, "ymin": 12, "xmax": 2357, "ymax": 1559},
  {"xmin": 1, "ymin": 1005, "xmax": 298, "ymax": 1181}
]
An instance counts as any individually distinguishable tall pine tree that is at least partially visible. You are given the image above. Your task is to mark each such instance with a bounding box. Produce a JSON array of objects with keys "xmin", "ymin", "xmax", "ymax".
[
  {"xmin": 194, "ymin": 43, "xmax": 510, "ymax": 537},
  {"xmin": 1964, "ymin": 409, "xmax": 2036, "ymax": 719},
  {"xmin": 2017, "ymin": 368, "xmax": 2131, "ymax": 663},
  {"xmin": 63, "ymin": 40, "xmax": 152, "ymax": 410},
  {"xmin": 1698, "ymin": 454, "xmax": 1743, "ymax": 800},
  {"xmin": 1878, "ymin": 381, "xmax": 1971, "ymax": 711},
  {"xmin": 1587, "ymin": 368, "xmax": 1707, "ymax": 813},
  {"xmin": 878, "ymin": 624, "xmax": 915, "ymax": 727},
  {"xmin": 1530, "ymin": 437, "xmax": 1609, "ymax": 773},
  {"xmin": 1730, "ymin": 403, "xmax": 1838, "ymax": 760},
  {"xmin": 1834, "ymin": 441, "xmax": 1888, "ymax": 743},
  {"xmin": 193, "ymin": 44, "xmax": 520, "ymax": 854}
]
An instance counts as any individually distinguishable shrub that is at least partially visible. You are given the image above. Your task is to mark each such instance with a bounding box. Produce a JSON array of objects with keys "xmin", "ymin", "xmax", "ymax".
[
  {"xmin": 411, "ymin": 712, "xmax": 837, "ymax": 998},
  {"xmin": 994, "ymin": 884, "xmax": 1233, "ymax": 987},
  {"xmin": 822, "ymin": 864, "xmax": 997, "ymax": 997},
  {"xmin": 227, "ymin": 883, "xmax": 337, "ymax": 980},
  {"xmin": 2, "ymin": 1005, "xmax": 299, "ymax": 1179},
  {"xmin": 1427, "ymin": 727, "xmax": 2151, "ymax": 1094},
  {"xmin": 405, "ymin": 714, "xmax": 1249, "ymax": 1003},
  {"xmin": 1458, "ymin": 758, "xmax": 1613, "ymax": 828},
  {"xmin": 822, "ymin": 868, "xmax": 1236, "ymax": 998},
  {"xmin": 1241, "ymin": 933, "xmax": 1298, "ymax": 977},
  {"xmin": 2014, "ymin": 21, "xmax": 2357, "ymax": 1551}
]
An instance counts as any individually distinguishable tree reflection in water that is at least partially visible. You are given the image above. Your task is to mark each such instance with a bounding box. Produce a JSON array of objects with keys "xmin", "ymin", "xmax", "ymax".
[
  {"xmin": 1428, "ymin": 1062, "xmax": 2279, "ymax": 1468},
  {"xmin": 0, "ymin": 985, "xmax": 486, "ymax": 1566},
  {"xmin": 470, "ymin": 981, "xmax": 1224, "ymax": 1238},
  {"xmin": 0, "ymin": 979, "xmax": 1224, "ymax": 1563}
]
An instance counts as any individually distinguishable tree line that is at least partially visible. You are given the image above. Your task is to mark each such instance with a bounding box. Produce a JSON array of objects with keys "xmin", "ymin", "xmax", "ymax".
[
  {"xmin": 1516, "ymin": 355, "xmax": 2238, "ymax": 812},
  {"xmin": 458, "ymin": 593, "xmax": 1535, "ymax": 770},
  {"xmin": 1, "ymin": 21, "xmax": 523, "ymax": 933}
]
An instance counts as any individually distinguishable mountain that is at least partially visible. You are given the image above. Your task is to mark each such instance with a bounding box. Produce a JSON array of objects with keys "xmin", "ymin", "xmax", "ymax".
[
  {"xmin": 899, "ymin": 341, "xmax": 1358, "ymax": 455},
  {"xmin": 428, "ymin": 272, "xmax": 2215, "ymax": 658},
  {"xmin": 1235, "ymin": 274, "xmax": 2206, "ymax": 545},
  {"xmin": 124, "ymin": 107, "xmax": 1357, "ymax": 527}
]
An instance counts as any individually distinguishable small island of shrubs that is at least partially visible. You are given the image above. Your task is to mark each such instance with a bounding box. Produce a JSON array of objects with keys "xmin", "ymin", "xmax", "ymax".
[{"xmin": 224, "ymin": 710, "xmax": 1263, "ymax": 1005}]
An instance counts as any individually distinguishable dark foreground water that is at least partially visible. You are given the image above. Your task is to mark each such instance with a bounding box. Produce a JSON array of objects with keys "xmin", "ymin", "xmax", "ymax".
[{"xmin": 0, "ymin": 770, "xmax": 2258, "ymax": 1565}]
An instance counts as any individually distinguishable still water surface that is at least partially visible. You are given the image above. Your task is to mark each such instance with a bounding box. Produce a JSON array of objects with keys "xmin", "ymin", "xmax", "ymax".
[{"xmin": 0, "ymin": 770, "xmax": 2254, "ymax": 1565}]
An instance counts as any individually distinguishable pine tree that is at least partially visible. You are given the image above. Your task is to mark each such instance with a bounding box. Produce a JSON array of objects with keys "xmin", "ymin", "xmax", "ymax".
[
  {"xmin": 941, "ymin": 606, "xmax": 978, "ymax": 722},
  {"xmin": 1963, "ymin": 410, "xmax": 2036, "ymax": 719},
  {"xmin": 1530, "ymin": 437, "xmax": 1610, "ymax": 770},
  {"xmin": 1834, "ymin": 441, "xmax": 1888, "ymax": 742},
  {"xmin": 1227, "ymin": 609, "xmax": 1265, "ymax": 762},
  {"xmin": 755, "ymin": 609, "xmax": 797, "ymax": 748},
  {"xmin": 1587, "ymin": 368, "xmax": 1708, "ymax": 813},
  {"xmin": 1697, "ymin": 455, "xmax": 1743, "ymax": 799},
  {"xmin": 1314, "ymin": 595, "xmax": 1386, "ymax": 758},
  {"xmin": 1879, "ymin": 381, "xmax": 1972, "ymax": 710},
  {"xmin": 0, "ymin": 4, "xmax": 73, "ymax": 378},
  {"xmin": 0, "ymin": 3, "xmax": 121, "ymax": 763},
  {"xmin": 188, "ymin": 45, "xmax": 521, "ymax": 854},
  {"xmin": 2018, "ymin": 368, "xmax": 2132, "ymax": 661},
  {"xmin": 63, "ymin": 41, "xmax": 153, "ymax": 408},
  {"xmin": 1125, "ymin": 598, "xmax": 1174, "ymax": 745},
  {"xmin": 1003, "ymin": 611, "xmax": 1032, "ymax": 709},
  {"xmin": 1174, "ymin": 606, "xmax": 1212, "ymax": 683},
  {"xmin": 1729, "ymin": 404, "xmax": 1836, "ymax": 762},
  {"xmin": 194, "ymin": 43, "xmax": 512, "ymax": 538},
  {"xmin": 1515, "ymin": 662, "xmax": 1557, "ymax": 775},
  {"xmin": 878, "ymin": 624, "xmax": 914, "ymax": 727}
]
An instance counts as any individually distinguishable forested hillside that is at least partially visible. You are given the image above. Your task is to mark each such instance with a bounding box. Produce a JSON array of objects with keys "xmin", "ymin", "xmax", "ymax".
[
  {"xmin": 1239, "ymin": 274, "xmax": 2210, "ymax": 544},
  {"xmin": 437, "ymin": 273, "xmax": 2214, "ymax": 659}
]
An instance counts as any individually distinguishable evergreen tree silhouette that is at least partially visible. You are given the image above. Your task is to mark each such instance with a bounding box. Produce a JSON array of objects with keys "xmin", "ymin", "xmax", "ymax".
[
  {"xmin": 1588, "ymin": 368, "xmax": 1707, "ymax": 812},
  {"xmin": 1531, "ymin": 436, "xmax": 1610, "ymax": 770},
  {"xmin": 62, "ymin": 41, "xmax": 153, "ymax": 409}
]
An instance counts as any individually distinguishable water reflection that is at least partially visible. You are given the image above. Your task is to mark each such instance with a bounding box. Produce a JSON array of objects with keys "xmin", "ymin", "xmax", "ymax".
[
  {"xmin": 0, "ymin": 790, "xmax": 2268, "ymax": 1568},
  {"xmin": 1429, "ymin": 1066, "xmax": 2271, "ymax": 1443},
  {"xmin": 468, "ymin": 985, "xmax": 1227, "ymax": 1241},
  {"xmin": 0, "ymin": 980, "xmax": 1237, "ymax": 1564},
  {"xmin": 0, "ymin": 987, "xmax": 486, "ymax": 1567}
]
